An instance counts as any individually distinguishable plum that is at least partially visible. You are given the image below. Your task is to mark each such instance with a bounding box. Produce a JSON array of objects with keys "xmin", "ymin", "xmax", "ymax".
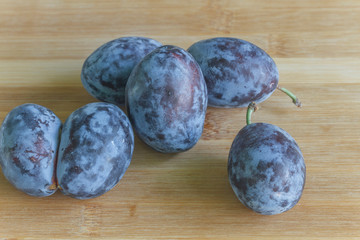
[
  {"xmin": 228, "ymin": 103, "xmax": 305, "ymax": 215},
  {"xmin": 0, "ymin": 104, "xmax": 61, "ymax": 197},
  {"xmin": 126, "ymin": 45, "xmax": 208, "ymax": 153},
  {"xmin": 81, "ymin": 36, "xmax": 162, "ymax": 105},
  {"xmin": 188, "ymin": 37, "xmax": 279, "ymax": 108},
  {"xmin": 57, "ymin": 102, "xmax": 134, "ymax": 199}
]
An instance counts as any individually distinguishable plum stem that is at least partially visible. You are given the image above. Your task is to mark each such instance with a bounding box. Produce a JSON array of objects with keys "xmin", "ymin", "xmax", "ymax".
[
  {"xmin": 246, "ymin": 102, "xmax": 258, "ymax": 125},
  {"xmin": 277, "ymin": 86, "xmax": 302, "ymax": 108}
]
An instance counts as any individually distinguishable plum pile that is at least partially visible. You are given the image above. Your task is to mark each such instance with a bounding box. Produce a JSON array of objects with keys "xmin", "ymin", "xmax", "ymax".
[
  {"xmin": 0, "ymin": 103, "xmax": 133, "ymax": 199},
  {"xmin": 0, "ymin": 36, "xmax": 305, "ymax": 214}
]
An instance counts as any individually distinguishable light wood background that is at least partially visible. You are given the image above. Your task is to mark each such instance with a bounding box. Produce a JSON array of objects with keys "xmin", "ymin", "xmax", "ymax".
[{"xmin": 0, "ymin": 0, "xmax": 359, "ymax": 239}]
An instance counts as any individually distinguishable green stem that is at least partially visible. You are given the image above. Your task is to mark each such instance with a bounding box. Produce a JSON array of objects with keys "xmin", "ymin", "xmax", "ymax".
[
  {"xmin": 246, "ymin": 102, "xmax": 258, "ymax": 125},
  {"xmin": 277, "ymin": 86, "xmax": 302, "ymax": 108}
]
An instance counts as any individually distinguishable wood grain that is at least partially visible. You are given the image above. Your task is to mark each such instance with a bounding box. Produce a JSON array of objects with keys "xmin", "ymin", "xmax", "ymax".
[{"xmin": 0, "ymin": 0, "xmax": 359, "ymax": 239}]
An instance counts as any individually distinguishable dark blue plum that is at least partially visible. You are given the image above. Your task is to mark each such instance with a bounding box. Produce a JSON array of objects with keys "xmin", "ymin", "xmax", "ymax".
[
  {"xmin": 56, "ymin": 102, "xmax": 134, "ymax": 199},
  {"xmin": 0, "ymin": 104, "xmax": 61, "ymax": 197},
  {"xmin": 126, "ymin": 45, "xmax": 208, "ymax": 153},
  {"xmin": 81, "ymin": 36, "xmax": 162, "ymax": 105},
  {"xmin": 188, "ymin": 37, "xmax": 278, "ymax": 108},
  {"xmin": 228, "ymin": 123, "xmax": 305, "ymax": 215}
]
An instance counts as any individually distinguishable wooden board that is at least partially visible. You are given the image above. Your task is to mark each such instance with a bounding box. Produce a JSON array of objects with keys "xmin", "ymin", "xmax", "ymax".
[{"xmin": 0, "ymin": 0, "xmax": 359, "ymax": 239}]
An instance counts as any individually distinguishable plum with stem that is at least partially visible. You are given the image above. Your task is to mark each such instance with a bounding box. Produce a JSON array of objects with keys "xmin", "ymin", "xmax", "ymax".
[
  {"xmin": 188, "ymin": 37, "xmax": 301, "ymax": 108},
  {"xmin": 228, "ymin": 102, "xmax": 305, "ymax": 215}
]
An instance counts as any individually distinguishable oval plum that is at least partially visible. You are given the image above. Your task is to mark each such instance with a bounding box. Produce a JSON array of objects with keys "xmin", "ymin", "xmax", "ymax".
[
  {"xmin": 125, "ymin": 45, "xmax": 208, "ymax": 153},
  {"xmin": 188, "ymin": 37, "xmax": 278, "ymax": 108},
  {"xmin": 56, "ymin": 102, "xmax": 134, "ymax": 199},
  {"xmin": 81, "ymin": 36, "xmax": 162, "ymax": 105},
  {"xmin": 0, "ymin": 104, "xmax": 61, "ymax": 197},
  {"xmin": 228, "ymin": 123, "xmax": 305, "ymax": 215}
]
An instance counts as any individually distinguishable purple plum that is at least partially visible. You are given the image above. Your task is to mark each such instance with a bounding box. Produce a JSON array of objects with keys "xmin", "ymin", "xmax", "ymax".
[
  {"xmin": 56, "ymin": 102, "xmax": 134, "ymax": 199},
  {"xmin": 188, "ymin": 37, "xmax": 278, "ymax": 108},
  {"xmin": 125, "ymin": 45, "xmax": 208, "ymax": 153},
  {"xmin": 0, "ymin": 104, "xmax": 61, "ymax": 197},
  {"xmin": 81, "ymin": 36, "xmax": 162, "ymax": 105},
  {"xmin": 228, "ymin": 121, "xmax": 305, "ymax": 215}
]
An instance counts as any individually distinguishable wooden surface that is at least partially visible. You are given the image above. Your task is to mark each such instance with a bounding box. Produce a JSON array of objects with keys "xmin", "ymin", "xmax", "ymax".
[{"xmin": 0, "ymin": 0, "xmax": 359, "ymax": 239}]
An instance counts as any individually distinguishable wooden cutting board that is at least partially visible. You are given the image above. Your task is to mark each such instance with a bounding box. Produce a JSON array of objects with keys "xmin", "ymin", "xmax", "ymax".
[{"xmin": 0, "ymin": 0, "xmax": 359, "ymax": 239}]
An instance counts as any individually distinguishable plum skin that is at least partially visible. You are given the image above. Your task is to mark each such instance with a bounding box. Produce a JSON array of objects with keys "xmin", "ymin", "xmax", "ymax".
[
  {"xmin": 125, "ymin": 45, "xmax": 208, "ymax": 153},
  {"xmin": 81, "ymin": 36, "xmax": 162, "ymax": 105},
  {"xmin": 188, "ymin": 37, "xmax": 278, "ymax": 108},
  {"xmin": 0, "ymin": 104, "xmax": 62, "ymax": 197},
  {"xmin": 228, "ymin": 123, "xmax": 305, "ymax": 215},
  {"xmin": 57, "ymin": 102, "xmax": 134, "ymax": 199}
]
